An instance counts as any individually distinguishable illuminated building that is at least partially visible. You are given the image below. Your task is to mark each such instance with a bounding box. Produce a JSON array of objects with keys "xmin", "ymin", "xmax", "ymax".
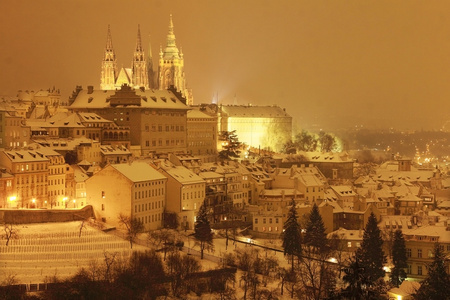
[
  {"xmin": 186, "ymin": 109, "xmax": 217, "ymax": 161},
  {"xmin": 100, "ymin": 15, "xmax": 193, "ymax": 105},
  {"xmin": 0, "ymin": 105, "xmax": 30, "ymax": 149},
  {"xmin": 0, "ymin": 149, "xmax": 50, "ymax": 208},
  {"xmin": 85, "ymin": 161, "xmax": 167, "ymax": 230},
  {"xmin": 68, "ymin": 84, "xmax": 189, "ymax": 156},
  {"xmin": 156, "ymin": 159, "xmax": 205, "ymax": 230},
  {"xmin": 218, "ymin": 104, "xmax": 292, "ymax": 153}
]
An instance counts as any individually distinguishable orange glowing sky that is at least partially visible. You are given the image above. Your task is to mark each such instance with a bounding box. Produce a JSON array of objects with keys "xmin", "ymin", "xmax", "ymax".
[{"xmin": 1, "ymin": 0, "xmax": 450, "ymax": 131}]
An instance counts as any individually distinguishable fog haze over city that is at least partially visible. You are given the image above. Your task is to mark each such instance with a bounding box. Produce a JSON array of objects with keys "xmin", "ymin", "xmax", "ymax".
[{"xmin": 1, "ymin": 0, "xmax": 450, "ymax": 130}]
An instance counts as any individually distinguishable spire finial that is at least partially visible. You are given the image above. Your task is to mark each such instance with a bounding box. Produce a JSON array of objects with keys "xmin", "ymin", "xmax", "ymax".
[{"xmin": 169, "ymin": 14, "xmax": 174, "ymax": 34}]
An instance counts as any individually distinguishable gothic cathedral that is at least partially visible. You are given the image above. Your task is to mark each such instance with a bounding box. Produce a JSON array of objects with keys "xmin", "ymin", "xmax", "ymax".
[{"xmin": 100, "ymin": 15, "xmax": 193, "ymax": 105}]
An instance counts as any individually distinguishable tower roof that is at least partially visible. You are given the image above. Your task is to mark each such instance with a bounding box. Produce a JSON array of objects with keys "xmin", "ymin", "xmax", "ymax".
[
  {"xmin": 135, "ymin": 24, "xmax": 143, "ymax": 52},
  {"xmin": 163, "ymin": 14, "xmax": 180, "ymax": 60},
  {"xmin": 105, "ymin": 25, "xmax": 114, "ymax": 52}
]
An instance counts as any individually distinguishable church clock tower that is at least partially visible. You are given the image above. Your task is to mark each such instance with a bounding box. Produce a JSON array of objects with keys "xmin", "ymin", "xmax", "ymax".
[
  {"xmin": 100, "ymin": 25, "xmax": 118, "ymax": 90},
  {"xmin": 158, "ymin": 15, "xmax": 193, "ymax": 105}
]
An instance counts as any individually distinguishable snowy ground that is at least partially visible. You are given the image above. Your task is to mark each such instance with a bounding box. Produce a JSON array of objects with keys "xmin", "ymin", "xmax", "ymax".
[{"xmin": 1, "ymin": 222, "xmax": 342, "ymax": 299}]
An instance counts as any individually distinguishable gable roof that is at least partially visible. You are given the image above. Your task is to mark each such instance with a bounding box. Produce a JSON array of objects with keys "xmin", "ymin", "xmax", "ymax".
[{"xmin": 111, "ymin": 161, "xmax": 166, "ymax": 183}]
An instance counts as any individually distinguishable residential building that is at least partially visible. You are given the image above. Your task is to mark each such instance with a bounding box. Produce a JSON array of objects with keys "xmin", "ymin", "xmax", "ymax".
[
  {"xmin": 186, "ymin": 109, "xmax": 217, "ymax": 161},
  {"xmin": 0, "ymin": 150, "xmax": 49, "ymax": 208},
  {"xmin": 155, "ymin": 159, "xmax": 205, "ymax": 230},
  {"xmin": 85, "ymin": 161, "xmax": 167, "ymax": 230}
]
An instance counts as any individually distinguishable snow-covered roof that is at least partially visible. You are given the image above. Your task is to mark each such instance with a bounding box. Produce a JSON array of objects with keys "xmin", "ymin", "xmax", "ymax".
[
  {"xmin": 69, "ymin": 87, "xmax": 189, "ymax": 110},
  {"xmin": 198, "ymin": 171, "xmax": 224, "ymax": 180},
  {"xmin": 164, "ymin": 166, "xmax": 205, "ymax": 185},
  {"xmin": 330, "ymin": 185, "xmax": 355, "ymax": 196},
  {"xmin": 220, "ymin": 105, "xmax": 291, "ymax": 118},
  {"xmin": 100, "ymin": 145, "xmax": 131, "ymax": 156},
  {"xmin": 111, "ymin": 161, "xmax": 166, "ymax": 183},
  {"xmin": 296, "ymin": 173, "xmax": 323, "ymax": 187},
  {"xmin": 187, "ymin": 109, "xmax": 215, "ymax": 119},
  {"xmin": 2, "ymin": 150, "xmax": 49, "ymax": 162}
]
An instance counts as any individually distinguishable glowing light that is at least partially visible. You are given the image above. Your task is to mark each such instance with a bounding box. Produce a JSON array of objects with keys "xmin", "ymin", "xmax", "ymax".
[
  {"xmin": 328, "ymin": 257, "xmax": 338, "ymax": 263},
  {"xmin": 32, "ymin": 198, "xmax": 36, "ymax": 203},
  {"xmin": 383, "ymin": 266, "xmax": 391, "ymax": 272},
  {"xmin": 9, "ymin": 196, "xmax": 16, "ymax": 202}
]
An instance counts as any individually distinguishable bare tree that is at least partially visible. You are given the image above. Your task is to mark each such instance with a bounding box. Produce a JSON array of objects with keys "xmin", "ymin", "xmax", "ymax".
[
  {"xmin": 78, "ymin": 218, "xmax": 88, "ymax": 238},
  {"xmin": 166, "ymin": 251, "xmax": 201, "ymax": 297},
  {"xmin": 102, "ymin": 251, "xmax": 118, "ymax": 283},
  {"xmin": 329, "ymin": 232, "xmax": 346, "ymax": 277},
  {"xmin": 148, "ymin": 228, "xmax": 173, "ymax": 260},
  {"xmin": 2, "ymin": 223, "xmax": 19, "ymax": 246},
  {"xmin": 297, "ymin": 254, "xmax": 337, "ymax": 300},
  {"xmin": 118, "ymin": 213, "xmax": 144, "ymax": 249}
]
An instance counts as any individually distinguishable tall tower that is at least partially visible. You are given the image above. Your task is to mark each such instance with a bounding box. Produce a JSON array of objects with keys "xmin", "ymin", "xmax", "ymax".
[
  {"xmin": 100, "ymin": 25, "xmax": 118, "ymax": 90},
  {"xmin": 131, "ymin": 25, "xmax": 149, "ymax": 89},
  {"xmin": 158, "ymin": 15, "xmax": 193, "ymax": 105},
  {"xmin": 147, "ymin": 36, "xmax": 157, "ymax": 89}
]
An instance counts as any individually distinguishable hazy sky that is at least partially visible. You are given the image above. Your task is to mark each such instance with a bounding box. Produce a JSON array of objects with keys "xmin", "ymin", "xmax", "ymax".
[{"xmin": 1, "ymin": 0, "xmax": 450, "ymax": 131}]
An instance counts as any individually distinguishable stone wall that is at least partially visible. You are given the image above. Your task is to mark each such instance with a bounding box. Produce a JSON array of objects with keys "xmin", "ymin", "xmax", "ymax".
[{"xmin": 0, "ymin": 206, "xmax": 95, "ymax": 224}]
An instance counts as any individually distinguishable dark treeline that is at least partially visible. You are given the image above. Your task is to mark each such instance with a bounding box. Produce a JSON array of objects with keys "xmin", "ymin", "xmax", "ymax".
[
  {"xmin": 0, "ymin": 250, "xmax": 236, "ymax": 300},
  {"xmin": 339, "ymin": 128, "xmax": 450, "ymax": 157}
]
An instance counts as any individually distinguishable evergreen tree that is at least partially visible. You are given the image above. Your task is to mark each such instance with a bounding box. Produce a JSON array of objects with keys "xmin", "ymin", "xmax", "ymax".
[
  {"xmin": 356, "ymin": 212, "xmax": 386, "ymax": 282},
  {"xmin": 342, "ymin": 255, "xmax": 369, "ymax": 299},
  {"xmin": 218, "ymin": 130, "xmax": 242, "ymax": 160},
  {"xmin": 304, "ymin": 203, "xmax": 328, "ymax": 253},
  {"xmin": 194, "ymin": 200, "xmax": 213, "ymax": 259},
  {"xmin": 390, "ymin": 229, "xmax": 407, "ymax": 287},
  {"xmin": 282, "ymin": 198, "xmax": 302, "ymax": 271},
  {"xmin": 415, "ymin": 243, "xmax": 450, "ymax": 300}
]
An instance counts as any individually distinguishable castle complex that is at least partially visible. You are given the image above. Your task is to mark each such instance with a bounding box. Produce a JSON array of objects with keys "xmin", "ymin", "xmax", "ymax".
[{"xmin": 100, "ymin": 15, "xmax": 193, "ymax": 106}]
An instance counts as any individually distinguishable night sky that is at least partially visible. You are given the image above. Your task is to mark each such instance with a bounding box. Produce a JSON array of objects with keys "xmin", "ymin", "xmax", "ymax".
[{"xmin": 2, "ymin": 0, "xmax": 450, "ymax": 131}]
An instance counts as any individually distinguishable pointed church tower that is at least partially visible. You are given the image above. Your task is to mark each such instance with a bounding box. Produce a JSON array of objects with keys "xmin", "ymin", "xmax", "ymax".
[
  {"xmin": 100, "ymin": 25, "xmax": 118, "ymax": 90},
  {"xmin": 131, "ymin": 25, "xmax": 149, "ymax": 89},
  {"xmin": 158, "ymin": 15, "xmax": 193, "ymax": 105},
  {"xmin": 147, "ymin": 36, "xmax": 157, "ymax": 89}
]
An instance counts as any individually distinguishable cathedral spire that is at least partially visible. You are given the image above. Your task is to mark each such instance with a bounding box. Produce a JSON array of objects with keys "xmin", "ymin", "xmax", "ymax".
[
  {"xmin": 101, "ymin": 25, "xmax": 117, "ymax": 90},
  {"xmin": 106, "ymin": 24, "xmax": 114, "ymax": 51},
  {"xmin": 163, "ymin": 14, "xmax": 179, "ymax": 59},
  {"xmin": 135, "ymin": 24, "xmax": 143, "ymax": 52},
  {"xmin": 132, "ymin": 24, "xmax": 149, "ymax": 89}
]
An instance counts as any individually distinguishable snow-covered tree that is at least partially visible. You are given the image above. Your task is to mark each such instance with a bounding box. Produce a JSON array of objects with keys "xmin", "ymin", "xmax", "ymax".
[
  {"xmin": 282, "ymin": 198, "xmax": 302, "ymax": 271},
  {"xmin": 194, "ymin": 200, "xmax": 213, "ymax": 259},
  {"xmin": 304, "ymin": 203, "xmax": 328, "ymax": 253},
  {"xmin": 390, "ymin": 229, "xmax": 407, "ymax": 287},
  {"xmin": 218, "ymin": 130, "xmax": 242, "ymax": 160},
  {"xmin": 415, "ymin": 243, "xmax": 450, "ymax": 300},
  {"xmin": 118, "ymin": 213, "xmax": 144, "ymax": 249},
  {"xmin": 356, "ymin": 212, "xmax": 386, "ymax": 282}
]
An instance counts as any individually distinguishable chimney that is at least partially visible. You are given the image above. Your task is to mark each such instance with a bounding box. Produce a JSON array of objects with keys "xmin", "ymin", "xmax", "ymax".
[{"xmin": 87, "ymin": 86, "xmax": 94, "ymax": 94}]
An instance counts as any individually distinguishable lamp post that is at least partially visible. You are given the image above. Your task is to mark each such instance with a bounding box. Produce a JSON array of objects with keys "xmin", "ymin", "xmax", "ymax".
[
  {"xmin": 73, "ymin": 199, "xmax": 76, "ymax": 208},
  {"xmin": 63, "ymin": 197, "xmax": 68, "ymax": 208}
]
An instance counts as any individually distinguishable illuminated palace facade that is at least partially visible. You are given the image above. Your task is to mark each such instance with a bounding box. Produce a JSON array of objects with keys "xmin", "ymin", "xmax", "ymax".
[
  {"xmin": 218, "ymin": 105, "xmax": 292, "ymax": 153},
  {"xmin": 100, "ymin": 15, "xmax": 193, "ymax": 106}
]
